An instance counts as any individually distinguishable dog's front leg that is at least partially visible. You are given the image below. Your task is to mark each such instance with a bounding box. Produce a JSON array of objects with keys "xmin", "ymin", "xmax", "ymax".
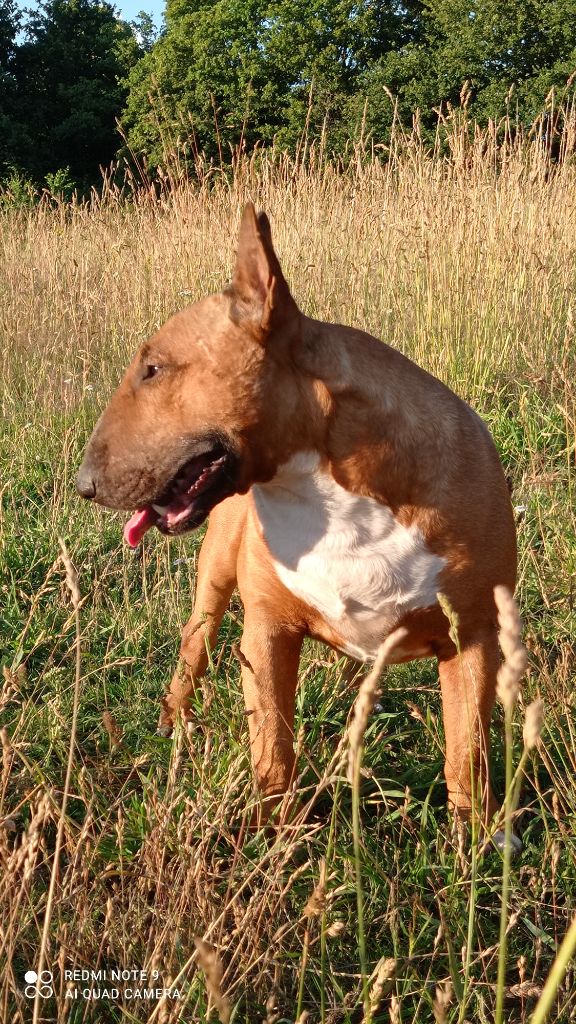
[
  {"xmin": 158, "ymin": 496, "xmax": 245, "ymax": 736},
  {"xmin": 239, "ymin": 615, "xmax": 304, "ymax": 825},
  {"xmin": 157, "ymin": 602, "xmax": 234, "ymax": 736}
]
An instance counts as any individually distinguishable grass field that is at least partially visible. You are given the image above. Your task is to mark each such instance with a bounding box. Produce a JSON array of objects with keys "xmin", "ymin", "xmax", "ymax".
[{"xmin": 1, "ymin": 119, "xmax": 576, "ymax": 1022}]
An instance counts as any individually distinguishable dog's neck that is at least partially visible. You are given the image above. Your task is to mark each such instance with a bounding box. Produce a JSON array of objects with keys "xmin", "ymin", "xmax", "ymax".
[{"xmin": 284, "ymin": 315, "xmax": 460, "ymax": 507}]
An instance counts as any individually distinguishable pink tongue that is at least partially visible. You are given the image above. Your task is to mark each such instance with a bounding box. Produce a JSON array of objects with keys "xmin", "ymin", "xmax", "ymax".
[{"xmin": 123, "ymin": 507, "xmax": 159, "ymax": 547}]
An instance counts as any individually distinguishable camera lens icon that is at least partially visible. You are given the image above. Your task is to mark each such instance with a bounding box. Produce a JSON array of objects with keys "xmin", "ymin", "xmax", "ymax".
[{"xmin": 24, "ymin": 970, "xmax": 53, "ymax": 998}]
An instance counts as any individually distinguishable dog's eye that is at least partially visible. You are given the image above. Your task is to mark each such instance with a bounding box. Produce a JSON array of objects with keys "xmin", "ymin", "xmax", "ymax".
[{"xmin": 143, "ymin": 364, "xmax": 161, "ymax": 381}]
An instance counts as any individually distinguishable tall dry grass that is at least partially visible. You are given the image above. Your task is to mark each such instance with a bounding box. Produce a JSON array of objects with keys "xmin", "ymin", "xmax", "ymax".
[
  {"xmin": 2, "ymin": 110, "xmax": 576, "ymax": 412},
  {"xmin": 1, "ymin": 111, "xmax": 576, "ymax": 1022}
]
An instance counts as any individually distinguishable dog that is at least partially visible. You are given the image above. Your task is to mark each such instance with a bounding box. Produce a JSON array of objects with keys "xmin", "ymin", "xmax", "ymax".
[{"xmin": 77, "ymin": 203, "xmax": 518, "ymax": 844}]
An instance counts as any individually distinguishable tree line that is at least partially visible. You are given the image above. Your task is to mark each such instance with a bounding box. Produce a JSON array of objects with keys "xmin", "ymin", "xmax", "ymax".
[{"xmin": 2, "ymin": 0, "xmax": 576, "ymax": 192}]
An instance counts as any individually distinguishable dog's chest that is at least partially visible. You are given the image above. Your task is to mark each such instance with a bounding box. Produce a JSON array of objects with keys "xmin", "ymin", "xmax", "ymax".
[{"xmin": 252, "ymin": 453, "xmax": 445, "ymax": 660}]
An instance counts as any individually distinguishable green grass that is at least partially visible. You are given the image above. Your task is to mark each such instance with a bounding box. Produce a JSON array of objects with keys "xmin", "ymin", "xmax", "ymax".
[{"xmin": 1, "ymin": 131, "xmax": 576, "ymax": 1022}]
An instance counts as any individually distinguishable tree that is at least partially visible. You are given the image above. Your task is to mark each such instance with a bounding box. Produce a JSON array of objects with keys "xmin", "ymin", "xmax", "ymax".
[
  {"xmin": 122, "ymin": 0, "xmax": 280, "ymax": 168},
  {"xmin": 261, "ymin": 0, "xmax": 410, "ymax": 149},
  {"xmin": 7, "ymin": 0, "xmax": 575, "ymax": 185},
  {"xmin": 11, "ymin": 0, "xmax": 142, "ymax": 185},
  {"xmin": 422, "ymin": 0, "xmax": 576, "ymax": 120},
  {"xmin": 0, "ymin": 0, "xmax": 20, "ymax": 172},
  {"xmin": 130, "ymin": 10, "xmax": 160, "ymax": 53},
  {"xmin": 355, "ymin": 0, "xmax": 576, "ymax": 146},
  {"xmin": 120, "ymin": 0, "xmax": 415, "ymax": 167}
]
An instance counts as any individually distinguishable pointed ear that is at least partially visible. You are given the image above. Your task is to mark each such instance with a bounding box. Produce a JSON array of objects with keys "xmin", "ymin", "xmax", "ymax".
[{"xmin": 230, "ymin": 203, "xmax": 299, "ymax": 336}]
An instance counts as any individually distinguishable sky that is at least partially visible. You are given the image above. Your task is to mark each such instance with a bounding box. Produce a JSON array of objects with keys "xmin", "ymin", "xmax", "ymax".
[
  {"xmin": 113, "ymin": 1, "xmax": 165, "ymax": 26},
  {"xmin": 15, "ymin": 1, "xmax": 166, "ymax": 31}
]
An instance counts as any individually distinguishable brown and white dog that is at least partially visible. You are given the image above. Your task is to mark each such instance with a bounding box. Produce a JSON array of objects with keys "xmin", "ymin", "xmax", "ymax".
[{"xmin": 77, "ymin": 204, "xmax": 518, "ymax": 846}]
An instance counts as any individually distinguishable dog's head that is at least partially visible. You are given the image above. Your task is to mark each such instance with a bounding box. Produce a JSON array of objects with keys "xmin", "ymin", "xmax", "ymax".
[{"xmin": 76, "ymin": 204, "xmax": 308, "ymax": 545}]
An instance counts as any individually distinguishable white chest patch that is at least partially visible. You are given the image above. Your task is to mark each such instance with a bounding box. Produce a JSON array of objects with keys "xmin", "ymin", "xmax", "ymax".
[{"xmin": 252, "ymin": 453, "xmax": 445, "ymax": 660}]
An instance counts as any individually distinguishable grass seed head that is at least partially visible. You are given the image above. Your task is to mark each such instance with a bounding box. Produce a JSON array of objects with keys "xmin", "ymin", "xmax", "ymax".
[
  {"xmin": 347, "ymin": 626, "xmax": 408, "ymax": 782},
  {"xmin": 523, "ymin": 698, "xmax": 545, "ymax": 750},
  {"xmin": 433, "ymin": 980, "xmax": 453, "ymax": 1023},
  {"xmin": 369, "ymin": 957, "xmax": 396, "ymax": 1015},
  {"xmin": 194, "ymin": 938, "xmax": 231, "ymax": 1024},
  {"xmin": 494, "ymin": 585, "xmax": 528, "ymax": 708}
]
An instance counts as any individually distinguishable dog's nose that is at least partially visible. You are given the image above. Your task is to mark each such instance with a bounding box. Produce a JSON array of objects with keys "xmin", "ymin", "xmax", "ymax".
[{"xmin": 76, "ymin": 465, "xmax": 97, "ymax": 500}]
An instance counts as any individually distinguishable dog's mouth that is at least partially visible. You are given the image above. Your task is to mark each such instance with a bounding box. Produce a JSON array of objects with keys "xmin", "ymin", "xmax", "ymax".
[{"xmin": 123, "ymin": 443, "xmax": 237, "ymax": 547}]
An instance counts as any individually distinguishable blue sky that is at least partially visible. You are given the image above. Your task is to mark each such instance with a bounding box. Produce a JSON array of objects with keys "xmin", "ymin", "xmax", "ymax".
[
  {"xmin": 113, "ymin": 1, "xmax": 165, "ymax": 27},
  {"xmin": 16, "ymin": 1, "xmax": 165, "ymax": 31}
]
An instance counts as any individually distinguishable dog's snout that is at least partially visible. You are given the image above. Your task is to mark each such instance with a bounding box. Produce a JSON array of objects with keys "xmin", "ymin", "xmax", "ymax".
[{"xmin": 76, "ymin": 464, "xmax": 97, "ymax": 500}]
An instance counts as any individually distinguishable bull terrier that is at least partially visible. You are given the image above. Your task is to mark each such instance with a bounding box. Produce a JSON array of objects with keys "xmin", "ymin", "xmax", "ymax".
[{"xmin": 77, "ymin": 203, "xmax": 518, "ymax": 844}]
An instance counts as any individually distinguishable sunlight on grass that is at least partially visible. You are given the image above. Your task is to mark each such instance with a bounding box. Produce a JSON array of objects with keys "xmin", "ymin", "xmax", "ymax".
[{"xmin": 1, "ymin": 111, "xmax": 575, "ymax": 1022}]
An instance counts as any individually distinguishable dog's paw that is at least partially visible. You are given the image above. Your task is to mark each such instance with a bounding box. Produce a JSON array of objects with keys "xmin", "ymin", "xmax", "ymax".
[
  {"xmin": 157, "ymin": 692, "xmax": 194, "ymax": 738},
  {"xmin": 156, "ymin": 711, "xmax": 195, "ymax": 738},
  {"xmin": 481, "ymin": 829, "xmax": 523, "ymax": 856}
]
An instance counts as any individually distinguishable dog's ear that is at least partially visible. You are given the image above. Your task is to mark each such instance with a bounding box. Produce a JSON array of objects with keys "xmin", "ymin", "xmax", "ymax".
[{"xmin": 230, "ymin": 203, "xmax": 299, "ymax": 338}]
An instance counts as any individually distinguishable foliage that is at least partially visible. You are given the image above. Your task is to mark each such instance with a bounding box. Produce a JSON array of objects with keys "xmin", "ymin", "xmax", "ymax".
[
  {"xmin": 121, "ymin": 0, "xmax": 576, "ymax": 168},
  {"xmin": 122, "ymin": 0, "xmax": 275, "ymax": 167},
  {"xmin": 130, "ymin": 9, "xmax": 160, "ymax": 53},
  {"xmin": 120, "ymin": 0, "xmax": 419, "ymax": 166},
  {"xmin": 1, "ymin": 0, "xmax": 145, "ymax": 187},
  {"xmin": 347, "ymin": 0, "xmax": 576, "ymax": 147},
  {"xmin": 0, "ymin": 0, "xmax": 20, "ymax": 167},
  {"xmin": 422, "ymin": 0, "xmax": 576, "ymax": 120},
  {"xmin": 3, "ymin": 1, "xmax": 576, "ymax": 184},
  {"xmin": 0, "ymin": 165, "xmax": 36, "ymax": 208},
  {"xmin": 44, "ymin": 165, "xmax": 76, "ymax": 201}
]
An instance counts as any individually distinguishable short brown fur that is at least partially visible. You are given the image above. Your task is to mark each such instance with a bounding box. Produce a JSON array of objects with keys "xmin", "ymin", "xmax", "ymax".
[{"xmin": 78, "ymin": 204, "xmax": 517, "ymax": 832}]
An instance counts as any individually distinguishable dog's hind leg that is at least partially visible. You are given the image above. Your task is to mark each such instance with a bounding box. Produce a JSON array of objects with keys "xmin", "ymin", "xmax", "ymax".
[
  {"xmin": 437, "ymin": 625, "xmax": 520, "ymax": 851},
  {"xmin": 157, "ymin": 495, "xmax": 247, "ymax": 736}
]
